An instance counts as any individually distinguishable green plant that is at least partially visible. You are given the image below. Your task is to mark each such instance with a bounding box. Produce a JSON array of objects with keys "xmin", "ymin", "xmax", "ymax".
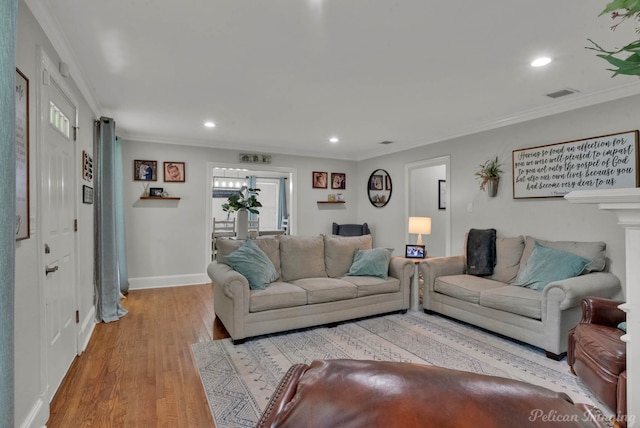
[
  {"xmin": 475, "ymin": 156, "xmax": 503, "ymax": 191},
  {"xmin": 221, "ymin": 186, "xmax": 262, "ymax": 214},
  {"xmin": 587, "ymin": 0, "xmax": 640, "ymax": 77}
]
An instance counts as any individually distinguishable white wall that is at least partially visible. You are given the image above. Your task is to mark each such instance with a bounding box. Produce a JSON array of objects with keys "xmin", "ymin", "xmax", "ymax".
[
  {"xmin": 121, "ymin": 139, "xmax": 359, "ymax": 288},
  {"xmin": 357, "ymin": 94, "xmax": 638, "ymax": 297},
  {"xmin": 15, "ymin": 2, "xmax": 97, "ymax": 426}
]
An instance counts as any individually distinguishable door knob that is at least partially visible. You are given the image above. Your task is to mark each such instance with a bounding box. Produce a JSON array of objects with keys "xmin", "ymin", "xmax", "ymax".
[{"xmin": 45, "ymin": 265, "xmax": 59, "ymax": 275}]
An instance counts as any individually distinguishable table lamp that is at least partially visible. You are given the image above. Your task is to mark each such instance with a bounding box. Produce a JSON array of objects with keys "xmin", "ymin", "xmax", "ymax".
[{"xmin": 408, "ymin": 217, "xmax": 431, "ymax": 245}]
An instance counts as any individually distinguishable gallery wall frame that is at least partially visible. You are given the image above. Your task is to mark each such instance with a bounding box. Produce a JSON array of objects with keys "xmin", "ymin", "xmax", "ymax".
[
  {"xmin": 331, "ymin": 173, "xmax": 346, "ymax": 189},
  {"xmin": 82, "ymin": 185, "xmax": 93, "ymax": 204},
  {"xmin": 16, "ymin": 68, "xmax": 30, "ymax": 241},
  {"xmin": 164, "ymin": 161, "xmax": 185, "ymax": 182},
  {"xmin": 134, "ymin": 159, "xmax": 157, "ymax": 181},
  {"xmin": 438, "ymin": 180, "xmax": 446, "ymax": 210},
  {"xmin": 512, "ymin": 130, "xmax": 639, "ymax": 198},
  {"xmin": 312, "ymin": 171, "xmax": 328, "ymax": 188}
]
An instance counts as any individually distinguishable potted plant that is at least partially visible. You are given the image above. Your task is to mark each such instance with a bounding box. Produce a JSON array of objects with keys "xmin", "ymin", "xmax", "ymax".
[
  {"xmin": 587, "ymin": 0, "xmax": 640, "ymax": 77},
  {"xmin": 475, "ymin": 156, "xmax": 503, "ymax": 197},
  {"xmin": 222, "ymin": 186, "xmax": 262, "ymax": 239}
]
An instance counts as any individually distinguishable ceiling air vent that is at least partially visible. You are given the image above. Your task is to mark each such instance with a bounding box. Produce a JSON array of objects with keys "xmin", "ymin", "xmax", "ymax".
[
  {"xmin": 546, "ymin": 88, "xmax": 579, "ymax": 99},
  {"xmin": 379, "ymin": 140, "xmax": 394, "ymax": 145}
]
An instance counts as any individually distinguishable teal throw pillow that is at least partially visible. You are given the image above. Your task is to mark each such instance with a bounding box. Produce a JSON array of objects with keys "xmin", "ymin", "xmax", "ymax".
[
  {"xmin": 226, "ymin": 239, "xmax": 278, "ymax": 290},
  {"xmin": 347, "ymin": 248, "xmax": 393, "ymax": 279},
  {"xmin": 513, "ymin": 241, "xmax": 590, "ymax": 291},
  {"xmin": 618, "ymin": 321, "xmax": 627, "ymax": 333}
]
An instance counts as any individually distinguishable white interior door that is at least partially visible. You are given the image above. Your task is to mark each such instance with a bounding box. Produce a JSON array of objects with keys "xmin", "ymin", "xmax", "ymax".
[{"xmin": 41, "ymin": 69, "xmax": 78, "ymax": 400}]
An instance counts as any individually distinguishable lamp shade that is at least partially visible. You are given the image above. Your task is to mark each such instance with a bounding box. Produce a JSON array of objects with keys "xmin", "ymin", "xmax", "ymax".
[{"xmin": 408, "ymin": 217, "xmax": 431, "ymax": 235}]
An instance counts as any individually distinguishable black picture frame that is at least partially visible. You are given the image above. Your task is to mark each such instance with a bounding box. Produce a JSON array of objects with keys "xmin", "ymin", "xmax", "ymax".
[
  {"xmin": 82, "ymin": 185, "xmax": 93, "ymax": 204},
  {"xmin": 438, "ymin": 179, "xmax": 446, "ymax": 210},
  {"xmin": 405, "ymin": 244, "xmax": 426, "ymax": 259},
  {"xmin": 149, "ymin": 187, "xmax": 164, "ymax": 197}
]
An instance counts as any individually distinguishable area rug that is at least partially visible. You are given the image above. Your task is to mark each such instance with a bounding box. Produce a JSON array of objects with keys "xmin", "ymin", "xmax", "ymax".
[{"xmin": 192, "ymin": 311, "xmax": 606, "ymax": 428}]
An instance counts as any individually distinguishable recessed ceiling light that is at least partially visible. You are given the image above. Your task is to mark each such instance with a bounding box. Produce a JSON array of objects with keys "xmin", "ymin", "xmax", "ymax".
[
  {"xmin": 204, "ymin": 121, "xmax": 216, "ymax": 128},
  {"xmin": 329, "ymin": 137, "xmax": 340, "ymax": 143},
  {"xmin": 531, "ymin": 57, "xmax": 552, "ymax": 67}
]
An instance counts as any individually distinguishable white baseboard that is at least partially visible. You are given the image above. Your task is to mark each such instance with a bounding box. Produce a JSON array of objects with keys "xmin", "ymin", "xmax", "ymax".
[
  {"xmin": 127, "ymin": 273, "xmax": 210, "ymax": 290},
  {"xmin": 18, "ymin": 395, "xmax": 47, "ymax": 428},
  {"xmin": 78, "ymin": 305, "xmax": 96, "ymax": 353}
]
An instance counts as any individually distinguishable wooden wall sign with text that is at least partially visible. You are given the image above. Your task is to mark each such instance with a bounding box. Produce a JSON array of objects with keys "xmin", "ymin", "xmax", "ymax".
[{"xmin": 512, "ymin": 130, "xmax": 639, "ymax": 199}]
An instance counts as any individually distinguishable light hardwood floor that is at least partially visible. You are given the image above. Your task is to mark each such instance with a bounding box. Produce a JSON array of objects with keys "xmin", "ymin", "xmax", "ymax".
[{"xmin": 47, "ymin": 283, "xmax": 230, "ymax": 427}]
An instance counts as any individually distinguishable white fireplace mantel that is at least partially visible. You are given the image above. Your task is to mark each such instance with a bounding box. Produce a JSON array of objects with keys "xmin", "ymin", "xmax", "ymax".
[{"xmin": 565, "ymin": 188, "xmax": 638, "ymax": 427}]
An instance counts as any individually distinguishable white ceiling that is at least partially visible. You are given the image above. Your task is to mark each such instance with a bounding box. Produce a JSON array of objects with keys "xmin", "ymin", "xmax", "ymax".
[{"xmin": 26, "ymin": 0, "xmax": 640, "ymax": 160}]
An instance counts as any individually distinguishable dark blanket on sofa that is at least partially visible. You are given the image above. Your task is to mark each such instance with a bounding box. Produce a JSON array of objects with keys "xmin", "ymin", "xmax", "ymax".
[{"xmin": 466, "ymin": 228, "xmax": 496, "ymax": 276}]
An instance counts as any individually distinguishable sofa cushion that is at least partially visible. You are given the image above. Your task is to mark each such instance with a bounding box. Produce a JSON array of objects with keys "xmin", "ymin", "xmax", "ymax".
[
  {"xmin": 479, "ymin": 285, "xmax": 542, "ymax": 319},
  {"xmin": 488, "ymin": 236, "xmax": 525, "ymax": 284},
  {"xmin": 280, "ymin": 235, "xmax": 328, "ymax": 281},
  {"xmin": 217, "ymin": 236, "xmax": 282, "ymax": 277},
  {"xmin": 434, "ymin": 275, "xmax": 505, "ymax": 304},
  {"xmin": 341, "ymin": 275, "xmax": 400, "ymax": 297},
  {"xmin": 324, "ymin": 235, "xmax": 373, "ymax": 278},
  {"xmin": 348, "ymin": 248, "xmax": 393, "ymax": 279},
  {"xmin": 249, "ymin": 282, "xmax": 308, "ymax": 312},
  {"xmin": 290, "ymin": 278, "xmax": 357, "ymax": 304},
  {"xmin": 226, "ymin": 239, "xmax": 279, "ymax": 290},
  {"xmin": 513, "ymin": 242, "xmax": 590, "ymax": 291},
  {"xmin": 519, "ymin": 236, "xmax": 606, "ymax": 273}
]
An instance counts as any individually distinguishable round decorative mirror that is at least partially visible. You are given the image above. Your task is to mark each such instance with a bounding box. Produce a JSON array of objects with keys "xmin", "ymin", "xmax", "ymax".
[{"xmin": 368, "ymin": 169, "xmax": 392, "ymax": 208}]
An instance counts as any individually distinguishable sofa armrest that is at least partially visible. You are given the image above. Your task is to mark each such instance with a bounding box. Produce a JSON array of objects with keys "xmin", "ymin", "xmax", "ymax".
[
  {"xmin": 419, "ymin": 256, "xmax": 466, "ymax": 292},
  {"xmin": 581, "ymin": 296, "xmax": 626, "ymax": 327},
  {"xmin": 543, "ymin": 272, "xmax": 621, "ymax": 311},
  {"xmin": 207, "ymin": 261, "xmax": 250, "ymax": 301}
]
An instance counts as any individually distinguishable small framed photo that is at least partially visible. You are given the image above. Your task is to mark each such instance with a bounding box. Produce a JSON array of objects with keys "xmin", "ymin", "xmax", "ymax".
[
  {"xmin": 82, "ymin": 185, "xmax": 93, "ymax": 204},
  {"xmin": 312, "ymin": 171, "xmax": 328, "ymax": 188},
  {"xmin": 386, "ymin": 175, "xmax": 392, "ymax": 191},
  {"xmin": 331, "ymin": 173, "xmax": 346, "ymax": 189},
  {"xmin": 134, "ymin": 160, "xmax": 157, "ymax": 181},
  {"xmin": 405, "ymin": 244, "xmax": 426, "ymax": 259},
  {"xmin": 149, "ymin": 187, "xmax": 164, "ymax": 197},
  {"xmin": 438, "ymin": 179, "xmax": 446, "ymax": 210},
  {"xmin": 164, "ymin": 161, "xmax": 185, "ymax": 182},
  {"xmin": 369, "ymin": 174, "xmax": 383, "ymax": 190}
]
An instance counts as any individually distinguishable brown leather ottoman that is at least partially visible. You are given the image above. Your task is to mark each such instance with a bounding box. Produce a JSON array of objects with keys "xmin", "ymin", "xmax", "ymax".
[{"xmin": 257, "ymin": 359, "xmax": 610, "ymax": 428}]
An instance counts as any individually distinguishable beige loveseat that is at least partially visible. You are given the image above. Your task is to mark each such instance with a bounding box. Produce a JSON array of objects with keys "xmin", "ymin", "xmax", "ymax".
[
  {"xmin": 420, "ymin": 236, "xmax": 621, "ymax": 359},
  {"xmin": 208, "ymin": 234, "xmax": 414, "ymax": 343}
]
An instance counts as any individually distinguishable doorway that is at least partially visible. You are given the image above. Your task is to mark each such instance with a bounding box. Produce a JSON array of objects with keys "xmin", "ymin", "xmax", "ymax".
[
  {"xmin": 405, "ymin": 156, "xmax": 451, "ymax": 257},
  {"xmin": 205, "ymin": 162, "xmax": 296, "ymax": 265},
  {"xmin": 39, "ymin": 50, "xmax": 79, "ymax": 400}
]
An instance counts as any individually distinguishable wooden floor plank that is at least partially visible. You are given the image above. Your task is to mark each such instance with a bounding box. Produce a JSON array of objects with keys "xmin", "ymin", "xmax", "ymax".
[{"xmin": 47, "ymin": 283, "xmax": 228, "ymax": 427}]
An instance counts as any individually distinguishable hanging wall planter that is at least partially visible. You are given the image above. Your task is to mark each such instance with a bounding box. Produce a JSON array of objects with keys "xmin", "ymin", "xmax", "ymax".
[{"xmin": 475, "ymin": 157, "xmax": 502, "ymax": 198}]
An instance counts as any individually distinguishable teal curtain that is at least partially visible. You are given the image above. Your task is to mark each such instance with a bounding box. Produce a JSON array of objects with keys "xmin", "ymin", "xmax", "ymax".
[
  {"xmin": 114, "ymin": 137, "xmax": 129, "ymax": 293},
  {"xmin": 0, "ymin": 1, "xmax": 17, "ymax": 425},
  {"xmin": 94, "ymin": 118, "xmax": 128, "ymax": 322},
  {"xmin": 277, "ymin": 177, "xmax": 288, "ymax": 229},
  {"xmin": 248, "ymin": 175, "xmax": 257, "ymax": 222}
]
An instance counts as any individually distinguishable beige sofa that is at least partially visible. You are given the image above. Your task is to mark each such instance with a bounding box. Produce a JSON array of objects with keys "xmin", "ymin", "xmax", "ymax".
[
  {"xmin": 420, "ymin": 236, "xmax": 621, "ymax": 359},
  {"xmin": 208, "ymin": 234, "xmax": 414, "ymax": 343}
]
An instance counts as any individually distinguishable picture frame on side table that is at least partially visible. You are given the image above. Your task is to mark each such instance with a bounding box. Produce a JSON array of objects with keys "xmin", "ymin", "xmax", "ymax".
[{"xmin": 405, "ymin": 245, "xmax": 426, "ymax": 259}]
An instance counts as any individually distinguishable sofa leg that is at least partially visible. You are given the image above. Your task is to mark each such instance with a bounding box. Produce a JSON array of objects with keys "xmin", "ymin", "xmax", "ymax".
[
  {"xmin": 423, "ymin": 309, "xmax": 435, "ymax": 315},
  {"xmin": 545, "ymin": 351, "xmax": 566, "ymax": 361},
  {"xmin": 232, "ymin": 338, "xmax": 246, "ymax": 345}
]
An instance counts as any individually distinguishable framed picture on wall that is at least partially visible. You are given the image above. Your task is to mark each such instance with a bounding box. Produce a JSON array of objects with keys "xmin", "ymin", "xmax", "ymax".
[
  {"xmin": 134, "ymin": 160, "xmax": 157, "ymax": 181},
  {"xmin": 438, "ymin": 180, "xmax": 446, "ymax": 210},
  {"xmin": 15, "ymin": 68, "xmax": 30, "ymax": 241},
  {"xmin": 331, "ymin": 173, "xmax": 346, "ymax": 189},
  {"xmin": 164, "ymin": 161, "xmax": 185, "ymax": 182},
  {"xmin": 313, "ymin": 171, "xmax": 328, "ymax": 188}
]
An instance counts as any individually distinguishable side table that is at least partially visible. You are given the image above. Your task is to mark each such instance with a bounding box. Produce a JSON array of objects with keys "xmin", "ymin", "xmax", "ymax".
[{"xmin": 405, "ymin": 259, "xmax": 422, "ymax": 311}]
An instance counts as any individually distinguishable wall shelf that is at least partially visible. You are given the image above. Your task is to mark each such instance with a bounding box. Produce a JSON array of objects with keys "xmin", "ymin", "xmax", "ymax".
[
  {"xmin": 140, "ymin": 196, "xmax": 181, "ymax": 200},
  {"xmin": 317, "ymin": 201, "xmax": 345, "ymax": 204}
]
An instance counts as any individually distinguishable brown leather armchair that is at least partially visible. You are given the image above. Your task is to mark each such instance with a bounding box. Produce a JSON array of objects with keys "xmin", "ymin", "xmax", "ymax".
[{"xmin": 568, "ymin": 297, "xmax": 627, "ymax": 427}]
